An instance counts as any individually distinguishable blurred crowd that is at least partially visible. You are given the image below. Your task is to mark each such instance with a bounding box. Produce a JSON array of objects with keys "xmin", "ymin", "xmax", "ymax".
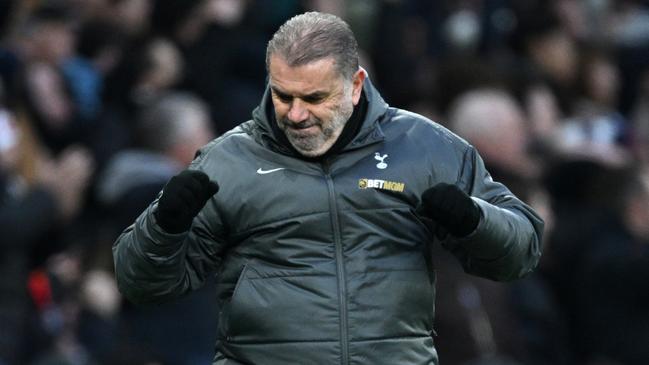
[{"xmin": 1, "ymin": 0, "xmax": 649, "ymax": 364}]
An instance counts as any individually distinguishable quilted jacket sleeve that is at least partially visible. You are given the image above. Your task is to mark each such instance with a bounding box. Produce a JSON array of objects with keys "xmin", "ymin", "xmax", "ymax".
[
  {"xmin": 443, "ymin": 146, "xmax": 544, "ymax": 281},
  {"xmin": 112, "ymin": 176, "xmax": 226, "ymax": 305}
]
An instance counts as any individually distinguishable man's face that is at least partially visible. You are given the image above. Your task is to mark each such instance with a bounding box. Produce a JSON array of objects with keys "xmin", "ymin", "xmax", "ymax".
[{"xmin": 269, "ymin": 55, "xmax": 363, "ymax": 157}]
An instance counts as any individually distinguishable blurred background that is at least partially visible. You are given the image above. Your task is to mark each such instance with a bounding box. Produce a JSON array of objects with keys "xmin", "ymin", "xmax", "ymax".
[{"xmin": 1, "ymin": 0, "xmax": 649, "ymax": 364}]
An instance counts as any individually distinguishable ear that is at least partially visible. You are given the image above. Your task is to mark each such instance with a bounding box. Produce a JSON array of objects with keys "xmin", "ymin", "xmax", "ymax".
[{"xmin": 351, "ymin": 68, "xmax": 366, "ymax": 106}]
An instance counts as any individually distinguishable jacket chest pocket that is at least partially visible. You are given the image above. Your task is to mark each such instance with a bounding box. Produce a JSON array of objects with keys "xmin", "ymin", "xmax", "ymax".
[{"xmin": 226, "ymin": 172, "xmax": 331, "ymax": 233}]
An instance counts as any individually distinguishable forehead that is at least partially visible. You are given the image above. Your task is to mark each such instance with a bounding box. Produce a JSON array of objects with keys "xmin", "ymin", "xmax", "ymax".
[{"xmin": 268, "ymin": 55, "xmax": 342, "ymax": 94}]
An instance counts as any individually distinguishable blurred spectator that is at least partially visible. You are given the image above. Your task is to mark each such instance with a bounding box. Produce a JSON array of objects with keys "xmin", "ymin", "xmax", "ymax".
[
  {"xmin": 10, "ymin": 3, "xmax": 85, "ymax": 154},
  {"xmin": 62, "ymin": 19, "xmax": 123, "ymax": 122},
  {"xmin": 541, "ymin": 154, "xmax": 637, "ymax": 363},
  {"xmin": 572, "ymin": 166, "xmax": 649, "ymax": 364},
  {"xmin": 59, "ymin": 19, "xmax": 128, "ymax": 169},
  {"xmin": 0, "ymin": 104, "xmax": 93, "ymax": 364},
  {"xmin": 103, "ymin": 36, "xmax": 184, "ymax": 117},
  {"xmin": 98, "ymin": 35, "xmax": 185, "ymax": 169},
  {"xmin": 514, "ymin": 2, "xmax": 580, "ymax": 117},
  {"xmin": 111, "ymin": 0, "xmax": 152, "ymax": 38},
  {"xmin": 129, "ymin": 38, "xmax": 184, "ymax": 108},
  {"xmin": 173, "ymin": 0, "xmax": 271, "ymax": 133},
  {"xmin": 95, "ymin": 92, "xmax": 216, "ymax": 365},
  {"xmin": 448, "ymin": 88, "xmax": 539, "ymax": 182},
  {"xmin": 550, "ymin": 45, "xmax": 630, "ymax": 164},
  {"xmin": 97, "ymin": 91, "xmax": 214, "ymax": 233},
  {"xmin": 438, "ymin": 86, "xmax": 567, "ymax": 365}
]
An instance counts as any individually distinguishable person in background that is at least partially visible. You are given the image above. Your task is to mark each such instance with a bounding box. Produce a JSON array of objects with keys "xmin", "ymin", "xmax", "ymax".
[
  {"xmin": 97, "ymin": 92, "xmax": 216, "ymax": 365},
  {"xmin": 573, "ymin": 166, "xmax": 649, "ymax": 364},
  {"xmin": 0, "ymin": 102, "xmax": 93, "ymax": 365},
  {"xmin": 97, "ymin": 91, "xmax": 214, "ymax": 231},
  {"xmin": 437, "ymin": 87, "xmax": 563, "ymax": 365},
  {"xmin": 448, "ymin": 88, "xmax": 539, "ymax": 183}
]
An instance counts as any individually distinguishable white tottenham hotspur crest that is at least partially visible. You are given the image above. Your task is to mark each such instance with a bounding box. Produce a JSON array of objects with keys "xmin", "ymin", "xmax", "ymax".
[{"xmin": 374, "ymin": 152, "xmax": 388, "ymax": 169}]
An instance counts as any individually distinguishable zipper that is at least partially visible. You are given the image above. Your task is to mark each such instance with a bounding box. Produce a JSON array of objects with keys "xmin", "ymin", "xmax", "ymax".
[{"xmin": 323, "ymin": 159, "xmax": 349, "ymax": 365}]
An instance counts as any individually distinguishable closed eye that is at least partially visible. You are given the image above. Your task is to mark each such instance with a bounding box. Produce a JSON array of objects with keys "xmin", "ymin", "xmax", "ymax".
[
  {"xmin": 273, "ymin": 90, "xmax": 293, "ymax": 103},
  {"xmin": 271, "ymin": 86, "xmax": 328, "ymax": 105},
  {"xmin": 302, "ymin": 94, "xmax": 326, "ymax": 104}
]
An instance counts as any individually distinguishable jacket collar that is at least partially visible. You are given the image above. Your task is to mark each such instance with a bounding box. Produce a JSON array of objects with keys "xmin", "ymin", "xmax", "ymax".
[{"xmin": 251, "ymin": 76, "xmax": 389, "ymax": 157}]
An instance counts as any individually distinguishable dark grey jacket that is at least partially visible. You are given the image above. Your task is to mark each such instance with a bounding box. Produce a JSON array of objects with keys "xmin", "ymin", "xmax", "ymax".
[{"xmin": 113, "ymin": 78, "xmax": 543, "ymax": 365}]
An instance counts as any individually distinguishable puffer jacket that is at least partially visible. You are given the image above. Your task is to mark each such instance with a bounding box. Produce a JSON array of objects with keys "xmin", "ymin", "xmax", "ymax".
[{"xmin": 113, "ymin": 78, "xmax": 543, "ymax": 365}]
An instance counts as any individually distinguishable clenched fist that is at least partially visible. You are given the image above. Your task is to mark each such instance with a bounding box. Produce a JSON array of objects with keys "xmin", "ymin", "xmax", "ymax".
[
  {"xmin": 416, "ymin": 183, "xmax": 480, "ymax": 239},
  {"xmin": 154, "ymin": 170, "xmax": 219, "ymax": 233}
]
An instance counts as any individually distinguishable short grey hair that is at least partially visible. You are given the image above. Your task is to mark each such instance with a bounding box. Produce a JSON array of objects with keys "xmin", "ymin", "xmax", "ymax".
[
  {"xmin": 137, "ymin": 92, "xmax": 210, "ymax": 152},
  {"xmin": 266, "ymin": 12, "xmax": 359, "ymax": 80}
]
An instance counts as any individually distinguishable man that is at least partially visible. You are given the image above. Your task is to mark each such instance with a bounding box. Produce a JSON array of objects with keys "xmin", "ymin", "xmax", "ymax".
[
  {"xmin": 113, "ymin": 12, "xmax": 543, "ymax": 365},
  {"xmin": 97, "ymin": 92, "xmax": 217, "ymax": 364},
  {"xmin": 448, "ymin": 88, "xmax": 538, "ymax": 181},
  {"xmin": 98, "ymin": 92, "xmax": 214, "ymax": 232}
]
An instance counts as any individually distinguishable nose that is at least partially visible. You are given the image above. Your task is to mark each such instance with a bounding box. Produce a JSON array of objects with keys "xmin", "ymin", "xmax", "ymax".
[{"xmin": 287, "ymin": 99, "xmax": 309, "ymax": 123}]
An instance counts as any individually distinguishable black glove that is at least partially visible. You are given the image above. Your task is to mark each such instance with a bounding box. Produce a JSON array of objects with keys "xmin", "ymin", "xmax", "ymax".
[
  {"xmin": 154, "ymin": 170, "xmax": 219, "ymax": 234},
  {"xmin": 416, "ymin": 183, "xmax": 480, "ymax": 239}
]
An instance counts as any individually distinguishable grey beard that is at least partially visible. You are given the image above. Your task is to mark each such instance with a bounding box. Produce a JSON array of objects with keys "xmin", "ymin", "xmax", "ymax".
[{"xmin": 281, "ymin": 101, "xmax": 353, "ymax": 157}]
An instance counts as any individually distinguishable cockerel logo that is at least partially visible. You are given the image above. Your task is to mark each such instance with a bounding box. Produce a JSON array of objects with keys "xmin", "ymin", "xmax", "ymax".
[{"xmin": 374, "ymin": 152, "xmax": 388, "ymax": 169}]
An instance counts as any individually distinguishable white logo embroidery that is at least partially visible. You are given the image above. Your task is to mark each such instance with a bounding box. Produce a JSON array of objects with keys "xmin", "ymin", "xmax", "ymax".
[
  {"xmin": 374, "ymin": 152, "xmax": 388, "ymax": 169},
  {"xmin": 256, "ymin": 167, "xmax": 286, "ymax": 175}
]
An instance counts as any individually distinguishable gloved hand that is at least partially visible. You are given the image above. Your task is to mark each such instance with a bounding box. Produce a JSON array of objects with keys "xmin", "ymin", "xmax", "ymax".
[
  {"xmin": 416, "ymin": 183, "xmax": 480, "ymax": 239},
  {"xmin": 154, "ymin": 170, "xmax": 219, "ymax": 234}
]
